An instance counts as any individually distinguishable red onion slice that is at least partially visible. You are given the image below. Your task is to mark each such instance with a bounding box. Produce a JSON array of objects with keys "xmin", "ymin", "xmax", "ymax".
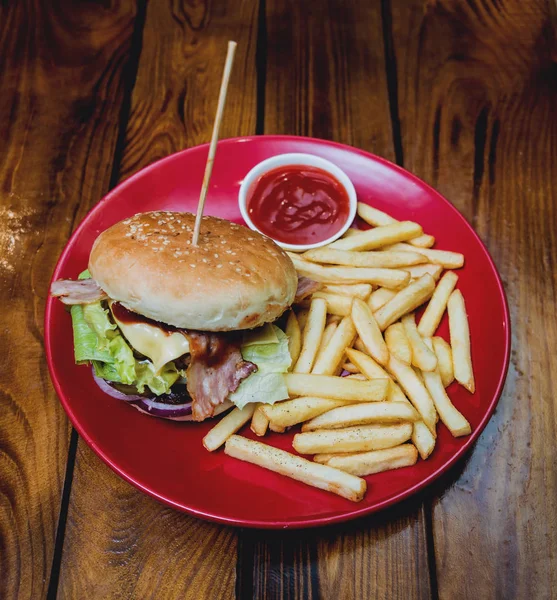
[
  {"xmin": 92, "ymin": 368, "xmax": 234, "ymax": 421},
  {"xmin": 129, "ymin": 397, "xmax": 193, "ymax": 419},
  {"xmin": 93, "ymin": 370, "xmax": 145, "ymax": 402},
  {"xmin": 129, "ymin": 398, "xmax": 233, "ymax": 421}
]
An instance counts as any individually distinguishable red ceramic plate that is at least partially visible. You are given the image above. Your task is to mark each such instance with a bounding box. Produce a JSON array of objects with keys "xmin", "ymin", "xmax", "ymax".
[{"xmin": 45, "ymin": 136, "xmax": 510, "ymax": 529}]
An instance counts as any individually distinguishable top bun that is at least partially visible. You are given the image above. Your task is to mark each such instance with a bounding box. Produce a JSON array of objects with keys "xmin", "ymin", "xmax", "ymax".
[{"xmin": 89, "ymin": 212, "xmax": 298, "ymax": 331}]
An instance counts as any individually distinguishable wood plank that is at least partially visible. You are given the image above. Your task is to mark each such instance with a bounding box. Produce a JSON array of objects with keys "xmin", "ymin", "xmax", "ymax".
[
  {"xmin": 0, "ymin": 2, "xmax": 139, "ymax": 598},
  {"xmin": 241, "ymin": 502, "xmax": 431, "ymax": 600},
  {"xmin": 237, "ymin": 2, "xmax": 432, "ymax": 599},
  {"xmin": 56, "ymin": 1, "xmax": 258, "ymax": 598},
  {"xmin": 391, "ymin": 0, "xmax": 557, "ymax": 597}
]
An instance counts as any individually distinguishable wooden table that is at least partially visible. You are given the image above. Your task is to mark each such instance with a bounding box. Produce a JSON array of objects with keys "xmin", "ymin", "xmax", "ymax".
[{"xmin": 1, "ymin": 1, "xmax": 556, "ymax": 598}]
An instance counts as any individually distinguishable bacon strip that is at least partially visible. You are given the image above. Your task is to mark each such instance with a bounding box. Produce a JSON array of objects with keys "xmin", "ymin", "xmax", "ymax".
[
  {"xmin": 50, "ymin": 278, "xmax": 107, "ymax": 305},
  {"xmin": 184, "ymin": 331, "xmax": 257, "ymax": 421},
  {"xmin": 294, "ymin": 276, "xmax": 321, "ymax": 303}
]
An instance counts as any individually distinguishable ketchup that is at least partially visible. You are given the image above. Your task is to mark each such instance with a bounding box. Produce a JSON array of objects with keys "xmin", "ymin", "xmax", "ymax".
[
  {"xmin": 111, "ymin": 302, "xmax": 175, "ymax": 333},
  {"xmin": 246, "ymin": 165, "xmax": 350, "ymax": 245}
]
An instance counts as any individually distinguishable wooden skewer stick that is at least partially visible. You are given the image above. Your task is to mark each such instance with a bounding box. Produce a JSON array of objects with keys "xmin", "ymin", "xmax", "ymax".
[{"xmin": 192, "ymin": 41, "xmax": 237, "ymax": 246}]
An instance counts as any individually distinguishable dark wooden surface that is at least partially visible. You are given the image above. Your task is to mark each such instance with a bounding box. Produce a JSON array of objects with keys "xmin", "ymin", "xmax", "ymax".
[{"xmin": 1, "ymin": 0, "xmax": 555, "ymax": 598}]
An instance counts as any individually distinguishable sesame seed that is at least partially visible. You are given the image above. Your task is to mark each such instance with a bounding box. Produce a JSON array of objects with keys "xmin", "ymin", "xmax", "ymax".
[
  {"xmin": 217, "ymin": 264, "xmax": 223, "ymax": 269},
  {"xmin": 214, "ymin": 253, "xmax": 219, "ymax": 258},
  {"xmin": 190, "ymin": 264, "xmax": 196, "ymax": 268}
]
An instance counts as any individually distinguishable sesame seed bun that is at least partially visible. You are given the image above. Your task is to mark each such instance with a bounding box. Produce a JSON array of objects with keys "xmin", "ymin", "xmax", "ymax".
[{"xmin": 88, "ymin": 212, "xmax": 297, "ymax": 331}]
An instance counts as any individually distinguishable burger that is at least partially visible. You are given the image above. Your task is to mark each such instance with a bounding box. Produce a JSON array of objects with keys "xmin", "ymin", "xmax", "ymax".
[{"xmin": 50, "ymin": 211, "xmax": 316, "ymax": 421}]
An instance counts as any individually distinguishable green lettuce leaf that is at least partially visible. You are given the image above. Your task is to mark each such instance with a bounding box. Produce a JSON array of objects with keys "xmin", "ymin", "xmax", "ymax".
[
  {"xmin": 69, "ymin": 268, "xmax": 178, "ymax": 395},
  {"xmin": 82, "ymin": 302, "xmax": 117, "ymax": 352},
  {"xmin": 240, "ymin": 326, "xmax": 292, "ymax": 373},
  {"xmin": 135, "ymin": 361, "xmax": 181, "ymax": 395},
  {"xmin": 70, "ymin": 304, "xmax": 113, "ymax": 364},
  {"xmin": 230, "ymin": 325, "xmax": 291, "ymax": 409}
]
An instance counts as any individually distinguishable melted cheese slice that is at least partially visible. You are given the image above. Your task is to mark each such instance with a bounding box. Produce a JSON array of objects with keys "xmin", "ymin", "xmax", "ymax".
[{"xmin": 110, "ymin": 304, "xmax": 189, "ymax": 373}]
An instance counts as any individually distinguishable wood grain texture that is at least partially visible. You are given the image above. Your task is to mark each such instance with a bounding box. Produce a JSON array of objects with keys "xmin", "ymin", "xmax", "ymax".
[
  {"xmin": 119, "ymin": 0, "xmax": 258, "ymax": 177},
  {"xmin": 0, "ymin": 2, "xmax": 138, "ymax": 599},
  {"xmin": 391, "ymin": 0, "xmax": 557, "ymax": 597},
  {"xmin": 240, "ymin": 501, "xmax": 432, "ymax": 600},
  {"xmin": 56, "ymin": 1, "xmax": 259, "ymax": 598},
  {"xmin": 236, "ymin": 2, "xmax": 431, "ymax": 599},
  {"xmin": 263, "ymin": 0, "xmax": 395, "ymax": 153}
]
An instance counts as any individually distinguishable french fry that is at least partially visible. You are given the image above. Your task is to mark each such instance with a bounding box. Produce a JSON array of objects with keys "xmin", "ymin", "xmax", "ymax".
[
  {"xmin": 351, "ymin": 298, "xmax": 389, "ymax": 365},
  {"xmin": 285, "ymin": 311, "xmax": 302, "ymax": 365},
  {"xmin": 293, "ymin": 423, "xmax": 413, "ymax": 454},
  {"xmin": 367, "ymin": 287, "xmax": 397, "ymax": 312},
  {"xmin": 356, "ymin": 202, "xmax": 435, "ymax": 248},
  {"xmin": 374, "ymin": 274, "xmax": 436, "ymax": 331},
  {"xmin": 409, "ymin": 234, "xmax": 436, "ymax": 248},
  {"xmin": 341, "ymin": 362, "xmax": 359, "ymax": 374},
  {"xmin": 250, "ymin": 404, "xmax": 269, "ymax": 437},
  {"xmin": 386, "ymin": 355, "xmax": 437, "ymax": 434},
  {"xmin": 286, "ymin": 250, "xmax": 305, "ymax": 261},
  {"xmin": 285, "ymin": 373, "xmax": 389, "ymax": 402},
  {"xmin": 345, "ymin": 373, "xmax": 368, "ymax": 381},
  {"xmin": 312, "ymin": 291, "xmax": 353, "ymax": 316},
  {"xmin": 412, "ymin": 422, "xmax": 436, "ymax": 459},
  {"xmin": 385, "ymin": 322, "xmax": 412, "ymax": 365},
  {"xmin": 432, "ymin": 336, "xmax": 454, "ymax": 387},
  {"xmin": 346, "ymin": 348, "xmax": 408, "ymax": 404},
  {"xmin": 312, "ymin": 315, "xmax": 357, "ymax": 375},
  {"xmin": 341, "ymin": 227, "xmax": 363, "ymax": 238},
  {"xmin": 294, "ymin": 297, "xmax": 327, "ymax": 373},
  {"xmin": 421, "ymin": 339, "xmax": 471, "ymax": 436},
  {"xmin": 326, "ymin": 314, "xmax": 342, "ymax": 326},
  {"xmin": 448, "ymin": 290, "xmax": 475, "ymax": 392},
  {"xmin": 261, "ymin": 397, "xmax": 348, "ymax": 428},
  {"xmin": 314, "ymin": 321, "xmax": 338, "ymax": 364},
  {"xmin": 417, "ymin": 271, "xmax": 459, "ymax": 337},
  {"xmin": 303, "ymin": 247, "xmax": 427, "ymax": 269},
  {"xmin": 313, "ymin": 453, "xmax": 339, "ymax": 464},
  {"xmin": 356, "ymin": 202, "xmax": 397, "ymax": 227},
  {"xmin": 346, "ymin": 348, "xmax": 434, "ymax": 458},
  {"xmin": 290, "ymin": 254, "xmax": 410, "ymax": 288},
  {"xmin": 404, "ymin": 263, "xmax": 444, "ymax": 281},
  {"xmin": 386, "ymin": 243, "xmax": 464, "ymax": 269},
  {"xmin": 401, "ymin": 313, "xmax": 437, "ymax": 371},
  {"xmin": 353, "ymin": 337, "xmax": 366, "ymax": 353},
  {"xmin": 322, "ymin": 283, "xmax": 372, "ymax": 299},
  {"xmin": 320, "ymin": 444, "xmax": 419, "ymax": 476},
  {"xmin": 203, "ymin": 404, "xmax": 256, "ymax": 452},
  {"xmin": 301, "ymin": 401, "xmax": 420, "ymax": 432},
  {"xmin": 269, "ymin": 422, "xmax": 286, "ymax": 433},
  {"xmin": 296, "ymin": 308, "xmax": 309, "ymax": 331},
  {"xmin": 225, "ymin": 435, "xmax": 366, "ymax": 502},
  {"xmin": 329, "ymin": 221, "xmax": 423, "ymax": 251}
]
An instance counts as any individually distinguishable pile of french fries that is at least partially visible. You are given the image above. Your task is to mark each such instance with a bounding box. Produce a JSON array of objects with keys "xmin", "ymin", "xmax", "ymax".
[{"xmin": 202, "ymin": 202, "xmax": 475, "ymax": 503}]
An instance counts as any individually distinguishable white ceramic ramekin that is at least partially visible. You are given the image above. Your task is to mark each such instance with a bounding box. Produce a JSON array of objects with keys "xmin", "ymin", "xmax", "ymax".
[{"xmin": 238, "ymin": 153, "xmax": 357, "ymax": 252}]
